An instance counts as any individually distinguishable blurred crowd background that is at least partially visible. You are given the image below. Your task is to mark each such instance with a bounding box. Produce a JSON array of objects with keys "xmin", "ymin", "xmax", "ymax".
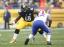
[
  {"xmin": 0, "ymin": 0, "xmax": 64, "ymax": 9},
  {"xmin": 0, "ymin": 0, "xmax": 64, "ymax": 29}
]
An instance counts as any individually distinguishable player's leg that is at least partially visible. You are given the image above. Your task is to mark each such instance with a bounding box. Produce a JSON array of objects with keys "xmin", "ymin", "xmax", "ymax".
[
  {"xmin": 38, "ymin": 19, "xmax": 52, "ymax": 41},
  {"xmin": 25, "ymin": 21, "xmax": 39, "ymax": 45},
  {"xmin": 43, "ymin": 20, "xmax": 52, "ymax": 40},
  {"xmin": 29, "ymin": 22, "xmax": 33, "ymax": 26},
  {"xmin": 26, "ymin": 21, "xmax": 35, "ymax": 40},
  {"xmin": 10, "ymin": 19, "xmax": 26, "ymax": 43},
  {"xmin": 41, "ymin": 23, "xmax": 52, "ymax": 45},
  {"xmin": 10, "ymin": 29, "xmax": 20, "ymax": 43},
  {"xmin": 26, "ymin": 22, "xmax": 33, "ymax": 27},
  {"xmin": 37, "ymin": 29, "xmax": 47, "ymax": 40}
]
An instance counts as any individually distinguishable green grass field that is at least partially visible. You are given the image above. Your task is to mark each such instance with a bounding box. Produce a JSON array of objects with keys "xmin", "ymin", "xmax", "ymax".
[{"xmin": 0, "ymin": 28, "xmax": 64, "ymax": 47}]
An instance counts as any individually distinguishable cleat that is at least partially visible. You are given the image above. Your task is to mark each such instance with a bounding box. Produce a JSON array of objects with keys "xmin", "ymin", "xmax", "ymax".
[
  {"xmin": 25, "ymin": 38, "xmax": 29, "ymax": 45},
  {"xmin": 9, "ymin": 39, "xmax": 16, "ymax": 43},
  {"xmin": 47, "ymin": 41, "xmax": 52, "ymax": 45}
]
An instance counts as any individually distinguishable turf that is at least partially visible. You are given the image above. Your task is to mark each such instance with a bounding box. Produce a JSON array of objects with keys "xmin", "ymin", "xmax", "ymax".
[{"xmin": 0, "ymin": 28, "xmax": 64, "ymax": 47}]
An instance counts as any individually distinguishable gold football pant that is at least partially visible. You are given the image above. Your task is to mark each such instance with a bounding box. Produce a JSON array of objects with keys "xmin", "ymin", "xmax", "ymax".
[{"xmin": 16, "ymin": 17, "xmax": 33, "ymax": 29}]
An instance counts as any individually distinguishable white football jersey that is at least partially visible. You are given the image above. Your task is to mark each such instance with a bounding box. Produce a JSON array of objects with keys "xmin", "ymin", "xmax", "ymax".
[{"xmin": 34, "ymin": 12, "xmax": 49, "ymax": 23}]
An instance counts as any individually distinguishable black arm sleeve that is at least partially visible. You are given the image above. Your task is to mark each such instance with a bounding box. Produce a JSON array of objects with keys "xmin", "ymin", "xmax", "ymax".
[{"xmin": 48, "ymin": 20, "xmax": 52, "ymax": 27}]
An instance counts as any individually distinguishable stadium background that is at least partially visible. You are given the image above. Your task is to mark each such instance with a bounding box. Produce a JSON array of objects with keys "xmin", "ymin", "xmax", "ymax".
[
  {"xmin": 0, "ymin": 0, "xmax": 64, "ymax": 47},
  {"xmin": 0, "ymin": 0, "xmax": 64, "ymax": 28}
]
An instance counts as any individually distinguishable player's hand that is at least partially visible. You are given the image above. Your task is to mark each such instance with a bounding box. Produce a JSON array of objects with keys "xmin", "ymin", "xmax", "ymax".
[
  {"xmin": 9, "ymin": 21, "xmax": 15, "ymax": 25},
  {"xmin": 12, "ymin": 21, "xmax": 15, "ymax": 25}
]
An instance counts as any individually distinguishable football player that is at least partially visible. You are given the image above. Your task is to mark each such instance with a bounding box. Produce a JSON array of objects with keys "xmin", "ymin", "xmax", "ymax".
[
  {"xmin": 25, "ymin": 9, "xmax": 52, "ymax": 45},
  {"xmin": 36, "ymin": 8, "xmax": 52, "ymax": 42},
  {"xmin": 10, "ymin": 5, "xmax": 34, "ymax": 43}
]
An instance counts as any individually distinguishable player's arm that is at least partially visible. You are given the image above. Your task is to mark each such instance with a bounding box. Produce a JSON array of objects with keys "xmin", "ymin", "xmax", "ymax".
[
  {"xmin": 14, "ymin": 5, "xmax": 25, "ymax": 23},
  {"xmin": 48, "ymin": 18, "xmax": 52, "ymax": 27},
  {"xmin": 47, "ymin": 14, "xmax": 52, "ymax": 27},
  {"xmin": 10, "ymin": 12, "xmax": 22, "ymax": 25},
  {"xmin": 14, "ymin": 12, "xmax": 22, "ymax": 23},
  {"xmin": 9, "ymin": 12, "xmax": 22, "ymax": 25}
]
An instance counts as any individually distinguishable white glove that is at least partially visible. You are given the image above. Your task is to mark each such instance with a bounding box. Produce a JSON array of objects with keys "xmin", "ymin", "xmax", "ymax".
[
  {"xmin": 10, "ymin": 21, "xmax": 15, "ymax": 25},
  {"xmin": 12, "ymin": 21, "xmax": 15, "ymax": 25}
]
